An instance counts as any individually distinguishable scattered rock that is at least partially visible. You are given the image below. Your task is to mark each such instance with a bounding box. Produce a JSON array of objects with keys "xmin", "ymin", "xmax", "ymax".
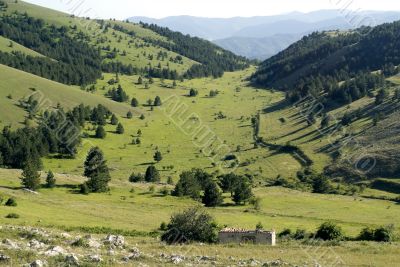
[
  {"xmin": 87, "ymin": 254, "xmax": 102, "ymax": 263},
  {"xmin": 44, "ymin": 246, "xmax": 66, "ymax": 256},
  {"xmin": 87, "ymin": 238, "xmax": 102, "ymax": 249},
  {"xmin": 60, "ymin": 233, "xmax": 72, "ymax": 239},
  {"xmin": 0, "ymin": 254, "xmax": 10, "ymax": 261},
  {"xmin": 29, "ymin": 260, "xmax": 47, "ymax": 267},
  {"xmin": 171, "ymin": 255, "xmax": 184, "ymax": 264},
  {"xmin": 28, "ymin": 239, "xmax": 46, "ymax": 250},
  {"xmin": 2, "ymin": 239, "xmax": 19, "ymax": 249},
  {"xmin": 65, "ymin": 254, "xmax": 79, "ymax": 266},
  {"xmin": 104, "ymin": 235, "xmax": 125, "ymax": 248}
]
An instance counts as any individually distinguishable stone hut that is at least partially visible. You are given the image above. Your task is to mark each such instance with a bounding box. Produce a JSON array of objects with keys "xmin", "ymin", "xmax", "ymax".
[{"xmin": 218, "ymin": 228, "xmax": 276, "ymax": 245}]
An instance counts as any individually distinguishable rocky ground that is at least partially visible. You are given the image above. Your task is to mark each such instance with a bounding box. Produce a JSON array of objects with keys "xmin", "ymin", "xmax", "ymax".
[{"xmin": 0, "ymin": 225, "xmax": 323, "ymax": 266}]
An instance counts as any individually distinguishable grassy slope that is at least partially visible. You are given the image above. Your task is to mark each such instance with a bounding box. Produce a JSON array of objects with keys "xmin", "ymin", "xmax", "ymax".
[
  {"xmin": 42, "ymin": 68, "xmax": 301, "ymax": 181},
  {"xmin": 0, "ymin": 36, "xmax": 45, "ymax": 57},
  {"xmin": 0, "ymin": 169, "xmax": 399, "ymax": 238},
  {"xmin": 0, "ymin": 64, "xmax": 131, "ymax": 128}
]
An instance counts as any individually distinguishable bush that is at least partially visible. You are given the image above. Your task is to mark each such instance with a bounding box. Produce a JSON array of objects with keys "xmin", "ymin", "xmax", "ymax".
[
  {"xmin": 129, "ymin": 173, "xmax": 144, "ymax": 183},
  {"xmin": 5, "ymin": 213, "xmax": 20, "ymax": 219},
  {"xmin": 71, "ymin": 237, "xmax": 89, "ymax": 247},
  {"xmin": 374, "ymin": 225, "xmax": 394, "ymax": 242},
  {"xmin": 358, "ymin": 225, "xmax": 394, "ymax": 242},
  {"xmin": 278, "ymin": 228, "xmax": 292, "ymax": 238},
  {"xmin": 293, "ymin": 229, "xmax": 307, "ymax": 240},
  {"xmin": 161, "ymin": 207, "xmax": 219, "ymax": 244},
  {"xmin": 80, "ymin": 183, "xmax": 90, "ymax": 195},
  {"xmin": 315, "ymin": 222, "xmax": 343, "ymax": 241},
  {"xmin": 5, "ymin": 198, "xmax": 17, "ymax": 207},
  {"xmin": 358, "ymin": 227, "xmax": 375, "ymax": 241},
  {"xmin": 159, "ymin": 222, "xmax": 167, "ymax": 231},
  {"xmin": 159, "ymin": 187, "xmax": 170, "ymax": 196}
]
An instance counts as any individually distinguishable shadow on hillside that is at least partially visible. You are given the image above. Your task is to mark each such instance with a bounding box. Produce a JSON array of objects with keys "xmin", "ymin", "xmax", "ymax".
[
  {"xmin": 0, "ymin": 185, "xmax": 22, "ymax": 190},
  {"xmin": 263, "ymin": 99, "xmax": 289, "ymax": 113}
]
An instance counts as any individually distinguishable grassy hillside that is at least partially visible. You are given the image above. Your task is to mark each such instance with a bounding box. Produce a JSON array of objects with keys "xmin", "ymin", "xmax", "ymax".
[
  {"xmin": 0, "ymin": 169, "xmax": 398, "ymax": 237},
  {"xmin": 0, "ymin": 64, "xmax": 131, "ymax": 128},
  {"xmin": 41, "ymin": 68, "xmax": 301, "ymax": 181},
  {"xmin": 0, "ymin": 36, "xmax": 44, "ymax": 57}
]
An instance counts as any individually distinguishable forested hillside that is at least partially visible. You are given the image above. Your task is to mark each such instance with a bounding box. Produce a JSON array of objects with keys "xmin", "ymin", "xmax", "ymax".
[
  {"xmin": 140, "ymin": 23, "xmax": 250, "ymax": 78},
  {"xmin": 0, "ymin": 0, "xmax": 249, "ymax": 86},
  {"xmin": 251, "ymin": 22, "xmax": 400, "ymax": 106}
]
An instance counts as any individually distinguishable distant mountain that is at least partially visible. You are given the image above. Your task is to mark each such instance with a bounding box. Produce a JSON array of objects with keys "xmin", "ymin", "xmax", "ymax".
[
  {"xmin": 129, "ymin": 11, "xmax": 400, "ymax": 59},
  {"xmin": 214, "ymin": 34, "xmax": 302, "ymax": 60}
]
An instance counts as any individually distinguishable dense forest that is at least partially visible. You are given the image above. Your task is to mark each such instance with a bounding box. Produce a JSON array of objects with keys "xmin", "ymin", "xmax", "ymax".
[
  {"xmin": 251, "ymin": 22, "xmax": 400, "ymax": 105},
  {"xmin": 0, "ymin": 12, "xmax": 103, "ymax": 85},
  {"xmin": 140, "ymin": 23, "xmax": 250, "ymax": 78}
]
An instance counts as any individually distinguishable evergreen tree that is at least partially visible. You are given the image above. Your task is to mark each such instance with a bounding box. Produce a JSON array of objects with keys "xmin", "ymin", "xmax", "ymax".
[
  {"xmin": 137, "ymin": 76, "xmax": 143, "ymax": 84},
  {"xmin": 153, "ymin": 151, "xmax": 163, "ymax": 162},
  {"xmin": 110, "ymin": 114, "xmax": 119, "ymax": 125},
  {"xmin": 95, "ymin": 125, "xmax": 106, "ymax": 139},
  {"xmin": 84, "ymin": 147, "xmax": 111, "ymax": 193},
  {"xmin": 46, "ymin": 170, "xmax": 56, "ymax": 188},
  {"xmin": 189, "ymin": 89, "xmax": 198, "ymax": 97},
  {"xmin": 232, "ymin": 177, "xmax": 253, "ymax": 205},
  {"xmin": 131, "ymin": 97, "xmax": 139, "ymax": 107},
  {"xmin": 21, "ymin": 160, "xmax": 41, "ymax": 191},
  {"xmin": 145, "ymin": 165, "xmax": 160, "ymax": 183},
  {"xmin": 202, "ymin": 181, "xmax": 223, "ymax": 207},
  {"xmin": 154, "ymin": 96, "xmax": 162, "ymax": 106},
  {"xmin": 116, "ymin": 123, "xmax": 124, "ymax": 134},
  {"xmin": 127, "ymin": 111, "xmax": 133, "ymax": 119}
]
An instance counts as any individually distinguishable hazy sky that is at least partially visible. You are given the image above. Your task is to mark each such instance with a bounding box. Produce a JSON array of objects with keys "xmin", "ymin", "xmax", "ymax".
[{"xmin": 24, "ymin": 0, "xmax": 400, "ymax": 19}]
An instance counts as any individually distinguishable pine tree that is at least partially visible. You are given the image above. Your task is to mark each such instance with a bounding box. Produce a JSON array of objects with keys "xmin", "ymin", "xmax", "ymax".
[
  {"xmin": 127, "ymin": 111, "xmax": 133, "ymax": 119},
  {"xmin": 137, "ymin": 76, "xmax": 143, "ymax": 84},
  {"xmin": 202, "ymin": 181, "xmax": 223, "ymax": 207},
  {"xmin": 154, "ymin": 96, "xmax": 162, "ymax": 106},
  {"xmin": 131, "ymin": 97, "xmax": 139, "ymax": 107},
  {"xmin": 145, "ymin": 165, "xmax": 160, "ymax": 183},
  {"xmin": 95, "ymin": 126, "xmax": 106, "ymax": 139},
  {"xmin": 232, "ymin": 177, "xmax": 253, "ymax": 205},
  {"xmin": 116, "ymin": 123, "xmax": 124, "ymax": 134},
  {"xmin": 46, "ymin": 170, "xmax": 56, "ymax": 188},
  {"xmin": 84, "ymin": 147, "xmax": 111, "ymax": 193},
  {"xmin": 110, "ymin": 114, "xmax": 119, "ymax": 125},
  {"xmin": 21, "ymin": 160, "xmax": 41, "ymax": 191},
  {"xmin": 153, "ymin": 151, "xmax": 162, "ymax": 162}
]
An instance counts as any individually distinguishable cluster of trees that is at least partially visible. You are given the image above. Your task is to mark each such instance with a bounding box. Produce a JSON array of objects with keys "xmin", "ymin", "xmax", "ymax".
[
  {"xmin": 106, "ymin": 85, "xmax": 129, "ymax": 102},
  {"xmin": 0, "ymin": 103, "xmax": 115, "ymax": 171},
  {"xmin": 172, "ymin": 169, "xmax": 253, "ymax": 206},
  {"xmin": 253, "ymin": 21, "xmax": 400, "ymax": 107},
  {"xmin": 139, "ymin": 23, "xmax": 249, "ymax": 79},
  {"xmin": 0, "ymin": 13, "xmax": 102, "ymax": 85},
  {"xmin": 129, "ymin": 165, "xmax": 160, "ymax": 183}
]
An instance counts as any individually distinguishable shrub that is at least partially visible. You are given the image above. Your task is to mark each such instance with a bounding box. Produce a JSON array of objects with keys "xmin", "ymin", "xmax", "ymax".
[
  {"xmin": 5, "ymin": 213, "xmax": 20, "ymax": 219},
  {"xmin": 159, "ymin": 187, "xmax": 170, "ymax": 196},
  {"xmin": 159, "ymin": 222, "xmax": 167, "ymax": 231},
  {"xmin": 161, "ymin": 207, "xmax": 219, "ymax": 244},
  {"xmin": 71, "ymin": 237, "xmax": 89, "ymax": 247},
  {"xmin": 358, "ymin": 227, "xmax": 375, "ymax": 241},
  {"xmin": 278, "ymin": 228, "xmax": 292, "ymax": 238},
  {"xmin": 315, "ymin": 222, "xmax": 343, "ymax": 241},
  {"xmin": 5, "ymin": 198, "xmax": 17, "ymax": 207},
  {"xmin": 374, "ymin": 225, "xmax": 394, "ymax": 242},
  {"xmin": 129, "ymin": 173, "xmax": 144, "ymax": 183},
  {"xmin": 293, "ymin": 229, "xmax": 307, "ymax": 240},
  {"xmin": 80, "ymin": 183, "xmax": 90, "ymax": 195}
]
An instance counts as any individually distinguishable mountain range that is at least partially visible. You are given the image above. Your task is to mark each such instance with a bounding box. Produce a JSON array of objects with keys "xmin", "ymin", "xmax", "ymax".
[{"xmin": 129, "ymin": 10, "xmax": 400, "ymax": 59}]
